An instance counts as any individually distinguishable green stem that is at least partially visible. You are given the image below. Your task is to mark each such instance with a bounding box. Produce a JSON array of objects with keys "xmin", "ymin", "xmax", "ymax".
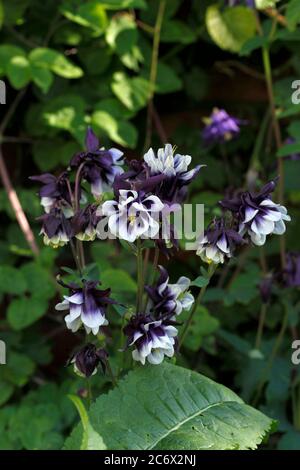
[
  {"xmin": 179, "ymin": 264, "xmax": 216, "ymax": 349},
  {"xmin": 144, "ymin": 0, "xmax": 166, "ymax": 151},
  {"xmin": 257, "ymin": 13, "xmax": 285, "ymax": 269},
  {"xmin": 86, "ymin": 378, "xmax": 92, "ymax": 408},
  {"xmin": 252, "ymin": 305, "xmax": 289, "ymax": 406},
  {"xmin": 255, "ymin": 303, "xmax": 268, "ymax": 350},
  {"xmin": 106, "ymin": 360, "xmax": 117, "ymax": 388},
  {"xmin": 136, "ymin": 239, "xmax": 144, "ymax": 313}
]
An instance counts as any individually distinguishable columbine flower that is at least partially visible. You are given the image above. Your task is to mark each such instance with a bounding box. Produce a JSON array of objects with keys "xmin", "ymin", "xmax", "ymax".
[
  {"xmin": 284, "ymin": 252, "xmax": 300, "ymax": 288},
  {"xmin": 202, "ymin": 108, "xmax": 243, "ymax": 145},
  {"xmin": 123, "ymin": 314, "xmax": 178, "ymax": 365},
  {"xmin": 197, "ymin": 218, "xmax": 245, "ymax": 264},
  {"xmin": 38, "ymin": 208, "xmax": 72, "ymax": 248},
  {"xmin": 69, "ymin": 344, "xmax": 108, "ymax": 378},
  {"xmin": 259, "ymin": 274, "xmax": 273, "ymax": 304},
  {"xmin": 143, "ymin": 144, "xmax": 203, "ymax": 203},
  {"xmin": 220, "ymin": 180, "xmax": 291, "ymax": 246},
  {"xmin": 55, "ymin": 280, "xmax": 115, "ymax": 335},
  {"xmin": 226, "ymin": 0, "xmax": 255, "ymax": 7},
  {"xmin": 73, "ymin": 204, "xmax": 101, "ymax": 241},
  {"xmin": 30, "ymin": 172, "xmax": 74, "ymax": 217},
  {"xmin": 145, "ymin": 265, "xmax": 194, "ymax": 317},
  {"xmin": 99, "ymin": 190, "xmax": 164, "ymax": 243},
  {"xmin": 70, "ymin": 127, "xmax": 124, "ymax": 199}
]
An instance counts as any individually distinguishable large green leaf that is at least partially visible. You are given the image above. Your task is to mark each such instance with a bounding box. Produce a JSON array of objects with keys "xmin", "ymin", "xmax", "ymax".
[
  {"xmin": 64, "ymin": 363, "xmax": 275, "ymax": 450},
  {"xmin": 7, "ymin": 297, "xmax": 48, "ymax": 330},
  {"xmin": 206, "ymin": 5, "xmax": 256, "ymax": 53},
  {"xmin": 112, "ymin": 72, "xmax": 150, "ymax": 111}
]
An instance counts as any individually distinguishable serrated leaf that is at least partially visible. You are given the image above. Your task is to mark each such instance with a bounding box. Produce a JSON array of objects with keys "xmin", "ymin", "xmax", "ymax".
[
  {"xmin": 64, "ymin": 363, "xmax": 275, "ymax": 450},
  {"xmin": 206, "ymin": 5, "xmax": 256, "ymax": 53}
]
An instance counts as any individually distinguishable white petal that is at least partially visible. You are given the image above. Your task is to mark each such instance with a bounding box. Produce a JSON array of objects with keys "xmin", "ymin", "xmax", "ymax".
[{"xmin": 55, "ymin": 299, "xmax": 69, "ymax": 311}]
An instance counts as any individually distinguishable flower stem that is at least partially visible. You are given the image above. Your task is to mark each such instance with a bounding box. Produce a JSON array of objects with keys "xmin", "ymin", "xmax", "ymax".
[
  {"xmin": 179, "ymin": 264, "xmax": 216, "ymax": 349},
  {"xmin": 252, "ymin": 304, "xmax": 289, "ymax": 406},
  {"xmin": 136, "ymin": 238, "xmax": 144, "ymax": 313},
  {"xmin": 144, "ymin": 0, "xmax": 166, "ymax": 151},
  {"xmin": 255, "ymin": 302, "xmax": 268, "ymax": 350},
  {"xmin": 106, "ymin": 360, "xmax": 118, "ymax": 388}
]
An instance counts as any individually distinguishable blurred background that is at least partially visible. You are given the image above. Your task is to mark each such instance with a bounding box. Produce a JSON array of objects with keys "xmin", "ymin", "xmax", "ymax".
[{"xmin": 0, "ymin": 0, "xmax": 300, "ymax": 450}]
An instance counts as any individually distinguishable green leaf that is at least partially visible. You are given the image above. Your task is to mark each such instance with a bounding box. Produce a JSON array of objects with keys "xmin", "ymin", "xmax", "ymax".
[
  {"xmin": 30, "ymin": 65, "xmax": 53, "ymax": 93},
  {"xmin": 0, "ymin": 266, "xmax": 27, "ymax": 295},
  {"xmin": 33, "ymin": 140, "xmax": 79, "ymax": 171},
  {"xmin": 278, "ymin": 431, "xmax": 300, "ymax": 450},
  {"xmin": 60, "ymin": 0, "xmax": 108, "ymax": 34},
  {"xmin": 95, "ymin": 0, "xmax": 146, "ymax": 9},
  {"xmin": 112, "ymin": 72, "xmax": 150, "ymax": 111},
  {"xmin": 255, "ymin": 0, "xmax": 279, "ymax": 9},
  {"xmin": 142, "ymin": 62, "xmax": 182, "ymax": 94},
  {"xmin": 65, "ymin": 363, "xmax": 275, "ymax": 450},
  {"xmin": 206, "ymin": 5, "xmax": 256, "ymax": 53},
  {"xmin": 100, "ymin": 269, "xmax": 137, "ymax": 293},
  {"xmin": 0, "ymin": 381, "xmax": 14, "ymax": 406},
  {"xmin": 106, "ymin": 13, "xmax": 141, "ymax": 70},
  {"xmin": 7, "ymin": 297, "xmax": 48, "ymax": 330},
  {"xmin": 160, "ymin": 20, "xmax": 197, "ymax": 44},
  {"xmin": 42, "ymin": 94, "xmax": 87, "ymax": 144},
  {"xmin": 20, "ymin": 262, "xmax": 56, "ymax": 301},
  {"xmin": 2, "ymin": 352, "xmax": 35, "ymax": 386},
  {"xmin": 2, "ymin": 0, "xmax": 30, "ymax": 26},
  {"xmin": 180, "ymin": 306, "xmax": 220, "ymax": 351},
  {"xmin": 7, "ymin": 55, "xmax": 31, "ymax": 89},
  {"xmin": 69, "ymin": 395, "xmax": 106, "ymax": 450},
  {"xmin": 286, "ymin": 0, "xmax": 300, "ymax": 31},
  {"xmin": 277, "ymin": 141, "xmax": 300, "ymax": 158},
  {"xmin": 0, "ymin": 44, "xmax": 25, "ymax": 75},
  {"xmin": 92, "ymin": 109, "xmax": 137, "ymax": 148},
  {"xmin": 191, "ymin": 276, "xmax": 209, "ymax": 288},
  {"xmin": 240, "ymin": 35, "xmax": 269, "ymax": 56},
  {"xmin": 29, "ymin": 48, "xmax": 83, "ymax": 79}
]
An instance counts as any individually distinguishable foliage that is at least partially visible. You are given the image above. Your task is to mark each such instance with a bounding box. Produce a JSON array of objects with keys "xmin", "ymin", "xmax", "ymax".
[{"xmin": 0, "ymin": 0, "xmax": 299, "ymax": 451}]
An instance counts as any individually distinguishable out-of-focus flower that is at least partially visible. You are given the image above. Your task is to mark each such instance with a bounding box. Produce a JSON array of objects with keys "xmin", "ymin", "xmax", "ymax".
[
  {"xmin": 197, "ymin": 218, "xmax": 245, "ymax": 264},
  {"xmin": 220, "ymin": 180, "xmax": 291, "ymax": 246},
  {"xmin": 70, "ymin": 344, "xmax": 108, "ymax": 378},
  {"xmin": 145, "ymin": 265, "xmax": 194, "ymax": 317},
  {"xmin": 202, "ymin": 108, "xmax": 244, "ymax": 145},
  {"xmin": 70, "ymin": 127, "xmax": 124, "ymax": 199},
  {"xmin": 99, "ymin": 190, "xmax": 164, "ymax": 243},
  {"xmin": 284, "ymin": 252, "xmax": 300, "ymax": 288},
  {"xmin": 283, "ymin": 137, "xmax": 300, "ymax": 161},
  {"xmin": 38, "ymin": 208, "xmax": 73, "ymax": 248},
  {"xmin": 123, "ymin": 313, "xmax": 178, "ymax": 365},
  {"xmin": 73, "ymin": 204, "xmax": 101, "ymax": 241},
  {"xmin": 55, "ymin": 280, "xmax": 116, "ymax": 335},
  {"xmin": 30, "ymin": 172, "xmax": 74, "ymax": 217},
  {"xmin": 258, "ymin": 274, "xmax": 274, "ymax": 304},
  {"xmin": 226, "ymin": 0, "xmax": 255, "ymax": 7}
]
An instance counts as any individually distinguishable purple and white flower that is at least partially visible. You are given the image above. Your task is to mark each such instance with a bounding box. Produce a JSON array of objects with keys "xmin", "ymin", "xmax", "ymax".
[
  {"xmin": 70, "ymin": 127, "xmax": 124, "ymax": 199},
  {"xmin": 99, "ymin": 190, "xmax": 164, "ymax": 243},
  {"xmin": 123, "ymin": 314, "xmax": 178, "ymax": 365},
  {"xmin": 145, "ymin": 266, "xmax": 194, "ymax": 317},
  {"xmin": 197, "ymin": 218, "xmax": 245, "ymax": 264},
  {"xmin": 55, "ymin": 280, "xmax": 115, "ymax": 335},
  {"xmin": 70, "ymin": 344, "xmax": 108, "ymax": 378},
  {"xmin": 220, "ymin": 180, "xmax": 291, "ymax": 246},
  {"xmin": 143, "ymin": 144, "xmax": 203, "ymax": 203},
  {"xmin": 73, "ymin": 204, "xmax": 101, "ymax": 241},
  {"xmin": 30, "ymin": 172, "xmax": 74, "ymax": 217},
  {"xmin": 202, "ymin": 108, "xmax": 244, "ymax": 145},
  {"xmin": 38, "ymin": 208, "xmax": 73, "ymax": 248}
]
